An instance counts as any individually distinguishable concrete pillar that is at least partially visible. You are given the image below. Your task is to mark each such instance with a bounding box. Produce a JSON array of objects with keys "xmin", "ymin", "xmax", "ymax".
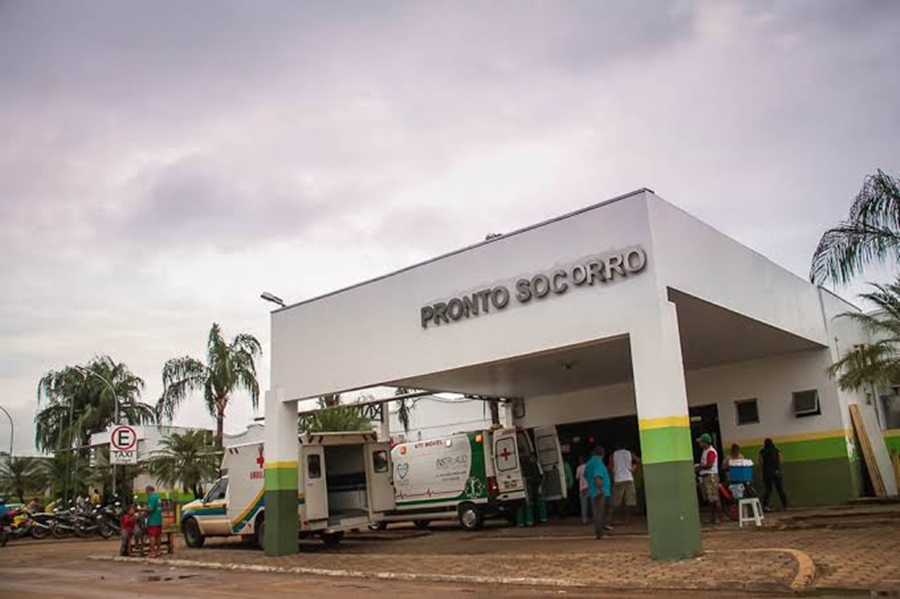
[
  {"xmin": 264, "ymin": 389, "xmax": 299, "ymax": 556},
  {"xmin": 630, "ymin": 300, "xmax": 702, "ymax": 560}
]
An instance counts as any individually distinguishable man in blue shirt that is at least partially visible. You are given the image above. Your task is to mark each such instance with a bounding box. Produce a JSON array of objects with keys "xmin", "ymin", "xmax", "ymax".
[{"xmin": 583, "ymin": 445, "xmax": 612, "ymax": 539}]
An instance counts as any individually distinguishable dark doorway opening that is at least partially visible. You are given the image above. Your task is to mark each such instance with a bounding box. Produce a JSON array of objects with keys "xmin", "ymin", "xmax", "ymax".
[{"xmin": 689, "ymin": 403, "xmax": 723, "ymax": 464}]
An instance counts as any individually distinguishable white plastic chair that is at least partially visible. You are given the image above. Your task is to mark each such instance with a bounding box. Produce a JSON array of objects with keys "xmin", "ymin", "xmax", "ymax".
[{"xmin": 738, "ymin": 497, "xmax": 764, "ymax": 527}]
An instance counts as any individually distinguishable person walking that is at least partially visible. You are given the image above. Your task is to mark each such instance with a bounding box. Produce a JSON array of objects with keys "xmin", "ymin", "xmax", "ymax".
[
  {"xmin": 575, "ymin": 455, "xmax": 591, "ymax": 524},
  {"xmin": 760, "ymin": 438, "xmax": 788, "ymax": 510},
  {"xmin": 583, "ymin": 446, "xmax": 611, "ymax": 539},
  {"xmin": 608, "ymin": 443, "xmax": 641, "ymax": 526},
  {"xmin": 694, "ymin": 434, "xmax": 721, "ymax": 524}
]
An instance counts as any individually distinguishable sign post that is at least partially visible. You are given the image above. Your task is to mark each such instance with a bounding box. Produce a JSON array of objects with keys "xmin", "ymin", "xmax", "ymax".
[{"xmin": 110, "ymin": 424, "xmax": 138, "ymax": 465}]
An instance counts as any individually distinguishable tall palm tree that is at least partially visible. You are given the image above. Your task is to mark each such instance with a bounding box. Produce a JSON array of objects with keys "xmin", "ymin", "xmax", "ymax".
[
  {"xmin": 828, "ymin": 280, "xmax": 900, "ymax": 390},
  {"xmin": 36, "ymin": 356, "xmax": 155, "ymax": 452},
  {"xmin": 157, "ymin": 323, "xmax": 262, "ymax": 447},
  {"xmin": 148, "ymin": 430, "xmax": 220, "ymax": 498},
  {"xmin": 0, "ymin": 456, "xmax": 45, "ymax": 503},
  {"xmin": 811, "ymin": 169, "xmax": 900, "ymax": 285}
]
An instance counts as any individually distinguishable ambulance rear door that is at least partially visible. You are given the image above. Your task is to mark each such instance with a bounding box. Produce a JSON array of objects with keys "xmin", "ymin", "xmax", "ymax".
[
  {"xmin": 491, "ymin": 428, "xmax": 525, "ymax": 500},
  {"xmin": 533, "ymin": 426, "xmax": 568, "ymax": 501},
  {"xmin": 365, "ymin": 441, "xmax": 395, "ymax": 514},
  {"xmin": 301, "ymin": 445, "xmax": 328, "ymax": 522}
]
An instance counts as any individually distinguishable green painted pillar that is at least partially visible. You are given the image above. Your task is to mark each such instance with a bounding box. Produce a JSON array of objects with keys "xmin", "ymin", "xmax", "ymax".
[
  {"xmin": 264, "ymin": 389, "xmax": 299, "ymax": 556},
  {"xmin": 638, "ymin": 417, "xmax": 702, "ymax": 559},
  {"xmin": 631, "ymin": 300, "xmax": 702, "ymax": 560}
]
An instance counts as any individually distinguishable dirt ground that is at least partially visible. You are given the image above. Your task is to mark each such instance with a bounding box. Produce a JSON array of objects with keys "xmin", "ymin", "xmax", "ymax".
[
  {"xmin": 0, "ymin": 538, "xmax": 769, "ymax": 599},
  {"xmin": 1, "ymin": 506, "xmax": 898, "ymax": 597}
]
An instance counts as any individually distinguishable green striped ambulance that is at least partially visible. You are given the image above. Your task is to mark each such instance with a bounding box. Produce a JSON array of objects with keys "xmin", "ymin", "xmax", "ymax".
[
  {"xmin": 376, "ymin": 426, "xmax": 566, "ymax": 530},
  {"xmin": 180, "ymin": 431, "xmax": 394, "ymax": 549}
]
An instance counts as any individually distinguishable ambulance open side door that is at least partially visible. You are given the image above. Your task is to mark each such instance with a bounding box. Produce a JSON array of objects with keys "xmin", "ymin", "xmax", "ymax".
[
  {"xmin": 533, "ymin": 426, "xmax": 568, "ymax": 501},
  {"xmin": 492, "ymin": 428, "xmax": 525, "ymax": 499},
  {"xmin": 301, "ymin": 445, "xmax": 328, "ymax": 521},
  {"xmin": 365, "ymin": 441, "xmax": 395, "ymax": 514}
]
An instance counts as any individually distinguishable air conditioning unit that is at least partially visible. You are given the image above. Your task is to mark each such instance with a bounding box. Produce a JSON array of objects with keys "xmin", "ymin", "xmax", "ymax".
[{"xmin": 793, "ymin": 389, "xmax": 820, "ymax": 417}]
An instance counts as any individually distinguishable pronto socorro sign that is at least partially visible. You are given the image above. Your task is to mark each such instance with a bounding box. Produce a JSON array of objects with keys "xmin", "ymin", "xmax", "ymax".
[{"xmin": 420, "ymin": 246, "xmax": 647, "ymax": 329}]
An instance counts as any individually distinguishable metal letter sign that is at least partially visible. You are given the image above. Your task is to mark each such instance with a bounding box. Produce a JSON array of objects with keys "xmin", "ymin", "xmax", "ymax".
[{"xmin": 110, "ymin": 424, "xmax": 138, "ymax": 465}]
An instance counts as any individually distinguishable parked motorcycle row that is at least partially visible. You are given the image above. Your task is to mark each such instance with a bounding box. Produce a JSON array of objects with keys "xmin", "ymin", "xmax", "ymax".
[{"xmin": 0, "ymin": 499, "xmax": 123, "ymax": 547}]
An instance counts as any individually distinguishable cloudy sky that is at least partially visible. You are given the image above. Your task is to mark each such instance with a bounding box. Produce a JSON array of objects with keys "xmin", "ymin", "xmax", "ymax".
[{"xmin": 1, "ymin": 1, "xmax": 898, "ymax": 455}]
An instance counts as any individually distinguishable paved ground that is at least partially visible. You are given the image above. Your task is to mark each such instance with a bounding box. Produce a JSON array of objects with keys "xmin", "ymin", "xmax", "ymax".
[{"xmin": 1, "ymin": 504, "xmax": 899, "ymax": 597}]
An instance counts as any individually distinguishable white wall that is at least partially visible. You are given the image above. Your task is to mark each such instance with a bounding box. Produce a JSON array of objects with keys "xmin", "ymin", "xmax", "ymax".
[
  {"xmin": 512, "ymin": 347, "xmax": 846, "ymax": 446},
  {"xmin": 386, "ymin": 396, "xmax": 493, "ymax": 442},
  {"xmin": 271, "ymin": 191, "xmax": 661, "ymax": 400},
  {"xmin": 272, "ymin": 191, "xmax": 838, "ymax": 405},
  {"xmin": 647, "ymin": 196, "xmax": 828, "ymax": 345}
]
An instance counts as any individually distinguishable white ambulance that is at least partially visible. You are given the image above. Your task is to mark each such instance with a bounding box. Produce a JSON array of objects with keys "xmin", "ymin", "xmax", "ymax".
[
  {"xmin": 374, "ymin": 426, "xmax": 567, "ymax": 530},
  {"xmin": 180, "ymin": 431, "xmax": 395, "ymax": 549}
]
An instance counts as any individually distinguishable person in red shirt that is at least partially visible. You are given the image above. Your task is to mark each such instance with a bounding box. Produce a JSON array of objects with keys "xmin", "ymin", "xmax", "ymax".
[
  {"xmin": 694, "ymin": 434, "xmax": 721, "ymax": 524},
  {"xmin": 119, "ymin": 504, "xmax": 136, "ymax": 557}
]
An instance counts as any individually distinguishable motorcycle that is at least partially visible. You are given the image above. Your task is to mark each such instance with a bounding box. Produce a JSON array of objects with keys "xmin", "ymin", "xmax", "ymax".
[
  {"xmin": 50, "ymin": 502, "xmax": 78, "ymax": 539},
  {"xmin": 98, "ymin": 502, "xmax": 123, "ymax": 538},
  {"xmin": 5, "ymin": 507, "xmax": 52, "ymax": 540},
  {"xmin": 75, "ymin": 505, "xmax": 115, "ymax": 539}
]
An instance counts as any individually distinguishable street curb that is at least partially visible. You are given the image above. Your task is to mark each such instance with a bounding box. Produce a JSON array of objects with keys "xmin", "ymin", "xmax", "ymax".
[
  {"xmin": 710, "ymin": 548, "xmax": 816, "ymax": 592},
  {"xmin": 88, "ymin": 550, "xmax": 814, "ymax": 594}
]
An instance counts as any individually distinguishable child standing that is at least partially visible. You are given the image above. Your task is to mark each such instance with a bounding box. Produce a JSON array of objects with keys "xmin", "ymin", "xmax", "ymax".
[{"xmin": 119, "ymin": 504, "xmax": 136, "ymax": 557}]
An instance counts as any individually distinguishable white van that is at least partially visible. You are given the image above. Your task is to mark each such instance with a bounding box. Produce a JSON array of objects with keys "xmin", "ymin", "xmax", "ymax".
[
  {"xmin": 375, "ymin": 426, "xmax": 566, "ymax": 530},
  {"xmin": 180, "ymin": 431, "xmax": 395, "ymax": 548}
]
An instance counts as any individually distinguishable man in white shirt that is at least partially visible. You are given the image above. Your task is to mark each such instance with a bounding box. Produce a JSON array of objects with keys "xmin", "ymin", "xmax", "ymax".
[
  {"xmin": 694, "ymin": 433, "xmax": 721, "ymax": 524},
  {"xmin": 609, "ymin": 443, "xmax": 641, "ymax": 526}
]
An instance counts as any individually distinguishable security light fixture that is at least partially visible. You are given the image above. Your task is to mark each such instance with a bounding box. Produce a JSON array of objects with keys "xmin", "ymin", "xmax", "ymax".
[{"xmin": 260, "ymin": 292, "xmax": 286, "ymax": 308}]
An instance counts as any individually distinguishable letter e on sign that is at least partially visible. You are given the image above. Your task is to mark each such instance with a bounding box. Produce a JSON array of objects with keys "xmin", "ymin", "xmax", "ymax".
[
  {"xmin": 110, "ymin": 425, "xmax": 137, "ymax": 452},
  {"xmin": 110, "ymin": 424, "xmax": 138, "ymax": 465}
]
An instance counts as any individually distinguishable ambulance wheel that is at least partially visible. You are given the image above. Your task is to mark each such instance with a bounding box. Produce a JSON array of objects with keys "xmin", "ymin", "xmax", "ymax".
[
  {"xmin": 458, "ymin": 503, "xmax": 483, "ymax": 531},
  {"xmin": 321, "ymin": 531, "xmax": 344, "ymax": 547},
  {"xmin": 413, "ymin": 520, "xmax": 430, "ymax": 530},
  {"xmin": 182, "ymin": 518, "xmax": 205, "ymax": 548},
  {"xmin": 254, "ymin": 516, "xmax": 265, "ymax": 550}
]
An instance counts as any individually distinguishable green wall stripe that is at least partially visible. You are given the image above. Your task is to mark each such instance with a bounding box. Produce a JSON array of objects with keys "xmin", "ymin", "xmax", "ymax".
[
  {"xmin": 639, "ymin": 425, "xmax": 693, "ymax": 464},
  {"xmin": 884, "ymin": 434, "xmax": 900, "ymax": 455},
  {"xmin": 265, "ymin": 465, "xmax": 298, "ymax": 491},
  {"xmin": 736, "ymin": 436, "xmax": 849, "ymax": 464}
]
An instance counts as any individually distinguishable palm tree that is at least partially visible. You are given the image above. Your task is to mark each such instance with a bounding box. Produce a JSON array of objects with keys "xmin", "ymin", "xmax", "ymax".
[
  {"xmin": 811, "ymin": 169, "xmax": 900, "ymax": 285},
  {"xmin": 157, "ymin": 323, "xmax": 262, "ymax": 447},
  {"xmin": 0, "ymin": 456, "xmax": 45, "ymax": 503},
  {"xmin": 299, "ymin": 395, "xmax": 372, "ymax": 433},
  {"xmin": 37, "ymin": 451, "xmax": 86, "ymax": 501},
  {"xmin": 36, "ymin": 356, "xmax": 155, "ymax": 452},
  {"xmin": 828, "ymin": 280, "xmax": 900, "ymax": 390},
  {"xmin": 394, "ymin": 387, "xmax": 417, "ymax": 433},
  {"xmin": 148, "ymin": 430, "xmax": 220, "ymax": 498}
]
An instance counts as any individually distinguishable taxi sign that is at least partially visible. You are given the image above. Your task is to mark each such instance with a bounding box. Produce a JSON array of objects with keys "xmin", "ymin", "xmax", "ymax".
[{"xmin": 110, "ymin": 424, "xmax": 138, "ymax": 465}]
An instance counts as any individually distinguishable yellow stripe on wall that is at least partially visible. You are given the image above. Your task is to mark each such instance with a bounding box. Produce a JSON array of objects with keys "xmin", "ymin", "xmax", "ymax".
[
  {"xmin": 726, "ymin": 428, "xmax": 851, "ymax": 448},
  {"xmin": 639, "ymin": 415, "xmax": 690, "ymax": 430},
  {"xmin": 883, "ymin": 429, "xmax": 900, "ymax": 439},
  {"xmin": 264, "ymin": 460, "xmax": 298, "ymax": 470}
]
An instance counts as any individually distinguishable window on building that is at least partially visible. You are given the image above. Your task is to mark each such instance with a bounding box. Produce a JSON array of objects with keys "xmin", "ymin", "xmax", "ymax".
[
  {"xmin": 735, "ymin": 398, "xmax": 759, "ymax": 426},
  {"xmin": 792, "ymin": 389, "xmax": 821, "ymax": 417}
]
